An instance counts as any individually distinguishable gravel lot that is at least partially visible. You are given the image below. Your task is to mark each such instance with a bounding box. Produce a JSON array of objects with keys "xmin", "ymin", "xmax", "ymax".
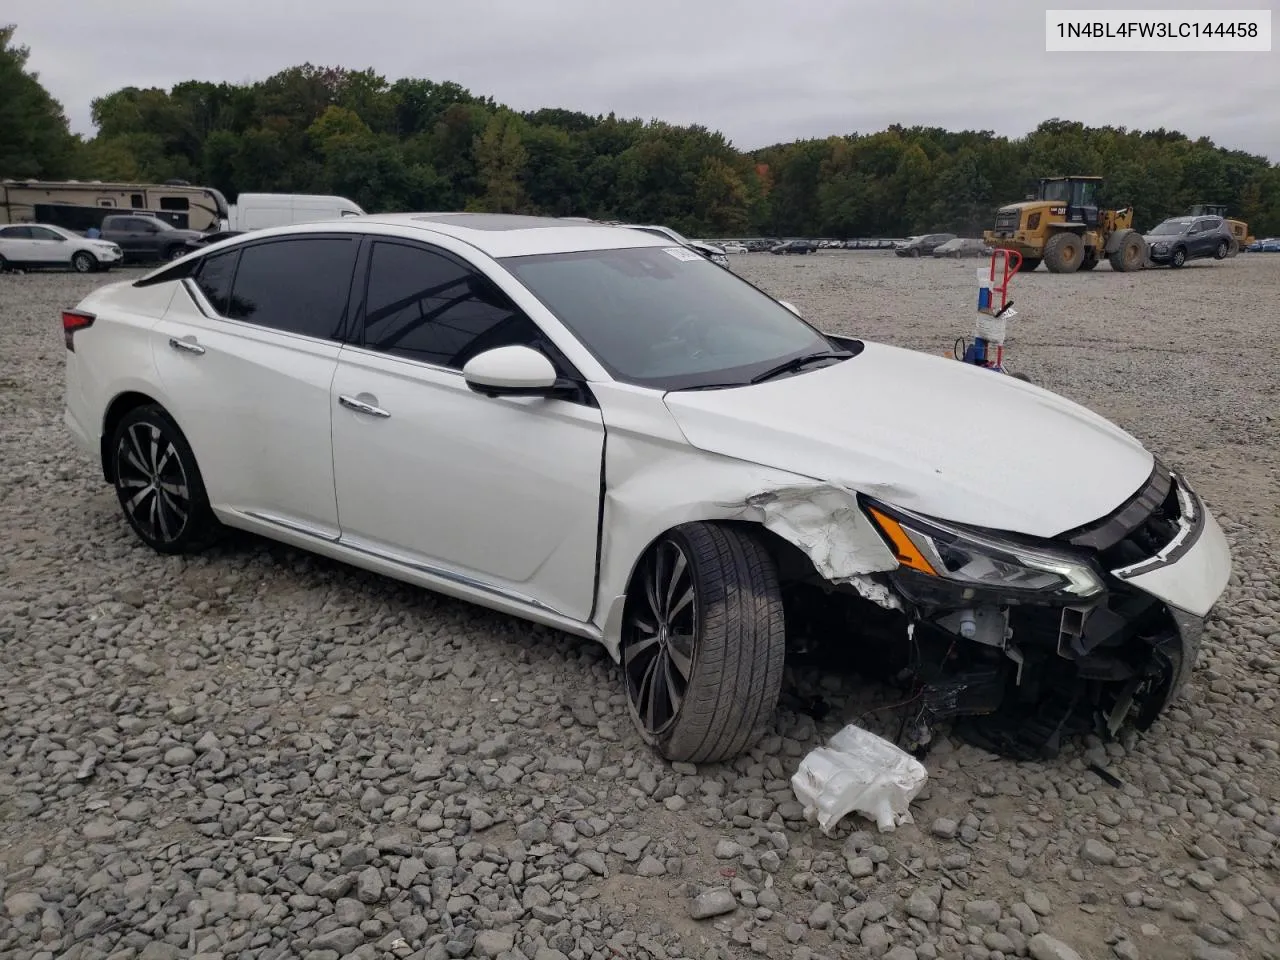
[{"xmin": 2, "ymin": 252, "xmax": 1278, "ymax": 960}]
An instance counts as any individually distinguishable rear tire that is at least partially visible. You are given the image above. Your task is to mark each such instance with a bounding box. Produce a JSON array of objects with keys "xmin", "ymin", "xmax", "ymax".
[
  {"xmin": 1214, "ymin": 239, "xmax": 1229, "ymax": 260},
  {"xmin": 1107, "ymin": 231, "xmax": 1147, "ymax": 272},
  {"xmin": 110, "ymin": 404, "xmax": 221, "ymax": 555},
  {"xmin": 71, "ymin": 251, "xmax": 97, "ymax": 274},
  {"xmin": 621, "ymin": 522, "xmax": 786, "ymax": 764},
  {"xmin": 1044, "ymin": 233, "xmax": 1084, "ymax": 273}
]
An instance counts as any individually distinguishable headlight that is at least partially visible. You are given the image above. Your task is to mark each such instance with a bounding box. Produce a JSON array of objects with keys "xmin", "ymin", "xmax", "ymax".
[
  {"xmin": 1152, "ymin": 242, "xmax": 1167, "ymax": 251},
  {"xmin": 863, "ymin": 500, "xmax": 1104, "ymax": 599}
]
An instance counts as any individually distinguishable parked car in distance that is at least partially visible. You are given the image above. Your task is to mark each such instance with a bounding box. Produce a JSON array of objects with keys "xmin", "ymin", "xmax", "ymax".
[
  {"xmin": 618, "ymin": 224, "xmax": 730, "ymax": 268},
  {"xmin": 1144, "ymin": 215, "xmax": 1235, "ymax": 268},
  {"xmin": 933, "ymin": 238, "xmax": 993, "ymax": 259},
  {"xmin": 771, "ymin": 239, "xmax": 817, "ymax": 254},
  {"xmin": 1245, "ymin": 237, "xmax": 1280, "ymax": 252},
  {"xmin": 0, "ymin": 222, "xmax": 123, "ymax": 273},
  {"xmin": 63, "ymin": 212, "xmax": 1231, "ymax": 766},
  {"xmin": 721, "ymin": 241, "xmax": 748, "ymax": 254},
  {"xmin": 99, "ymin": 214, "xmax": 205, "ymax": 263},
  {"xmin": 895, "ymin": 233, "xmax": 957, "ymax": 257}
]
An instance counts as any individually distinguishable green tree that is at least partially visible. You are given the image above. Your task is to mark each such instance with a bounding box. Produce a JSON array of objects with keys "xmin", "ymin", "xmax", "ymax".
[
  {"xmin": 468, "ymin": 111, "xmax": 527, "ymax": 213},
  {"xmin": 0, "ymin": 24, "xmax": 76, "ymax": 177}
]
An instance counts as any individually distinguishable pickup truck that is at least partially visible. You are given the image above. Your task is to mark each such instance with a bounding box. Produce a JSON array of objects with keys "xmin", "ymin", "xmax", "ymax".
[{"xmin": 98, "ymin": 215, "xmax": 205, "ymax": 263}]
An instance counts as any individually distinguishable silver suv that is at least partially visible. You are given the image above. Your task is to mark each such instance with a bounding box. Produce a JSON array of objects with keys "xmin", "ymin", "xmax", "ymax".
[{"xmin": 1144, "ymin": 215, "xmax": 1235, "ymax": 268}]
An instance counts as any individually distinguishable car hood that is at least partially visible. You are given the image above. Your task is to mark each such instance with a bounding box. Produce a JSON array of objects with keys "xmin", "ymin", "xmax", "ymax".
[
  {"xmin": 1144, "ymin": 233, "xmax": 1185, "ymax": 243},
  {"xmin": 662, "ymin": 341, "xmax": 1154, "ymax": 539}
]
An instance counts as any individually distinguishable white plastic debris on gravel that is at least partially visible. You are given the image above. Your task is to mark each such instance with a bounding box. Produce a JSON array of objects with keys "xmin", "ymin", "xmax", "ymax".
[{"xmin": 791, "ymin": 722, "xmax": 928, "ymax": 834}]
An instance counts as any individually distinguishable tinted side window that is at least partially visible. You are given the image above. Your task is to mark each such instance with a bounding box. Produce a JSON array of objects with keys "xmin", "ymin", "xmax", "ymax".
[
  {"xmin": 29, "ymin": 227, "xmax": 61, "ymax": 241},
  {"xmin": 1, "ymin": 226, "xmax": 32, "ymax": 239},
  {"xmin": 362, "ymin": 241, "xmax": 541, "ymax": 369},
  {"xmin": 226, "ymin": 238, "xmax": 358, "ymax": 339},
  {"xmin": 195, "ymin": 250, "xmax": 238, "ymax": 315}
]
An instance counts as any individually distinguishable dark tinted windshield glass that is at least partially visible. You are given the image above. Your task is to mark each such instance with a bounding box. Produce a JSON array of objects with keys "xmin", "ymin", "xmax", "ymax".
[{"xmin": 499, "ymin": 246, "xmax": 838, "ymax": 389}]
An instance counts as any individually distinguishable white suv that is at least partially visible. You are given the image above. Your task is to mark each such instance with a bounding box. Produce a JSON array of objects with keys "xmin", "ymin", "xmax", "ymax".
[{"xmin": 0, "ymin": 223, "xmax": 123, "ymax": 273}]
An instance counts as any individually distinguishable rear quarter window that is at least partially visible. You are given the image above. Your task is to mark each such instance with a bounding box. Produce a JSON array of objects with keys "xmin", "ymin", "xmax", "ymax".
[{"xmin": 195, "ymin": 250, "xmax": 238, "ymax": 315}]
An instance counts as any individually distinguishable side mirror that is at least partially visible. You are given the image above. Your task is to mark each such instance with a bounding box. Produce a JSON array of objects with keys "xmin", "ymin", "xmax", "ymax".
[
  {"xmin": 463, "ymin": 345, "xmax": 564, "ymax": 398},
  {"xmin": 778, "ymin": 300, "xmax": 803, "ymax": 318}
]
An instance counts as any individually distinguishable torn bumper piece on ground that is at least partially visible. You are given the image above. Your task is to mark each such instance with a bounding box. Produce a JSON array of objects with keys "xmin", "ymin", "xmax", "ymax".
[{"xmin": 791, "ymin": 723, "xmax": 928, "ymax": 834}]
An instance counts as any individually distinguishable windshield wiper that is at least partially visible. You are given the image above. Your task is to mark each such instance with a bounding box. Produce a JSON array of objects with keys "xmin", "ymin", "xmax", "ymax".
[{"xmin": 749, "ymin": 350, "xmax": 852, "ymax": 384}]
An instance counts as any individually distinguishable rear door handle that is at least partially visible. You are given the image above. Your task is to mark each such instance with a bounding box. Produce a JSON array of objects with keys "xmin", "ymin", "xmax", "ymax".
[
  {"xmin": 339, "ymin": 394, "xmax": 391, "ymax": 418},
  {"xmin": 168, "ymin": 337, "xmax": 205, "ymax": 355}
]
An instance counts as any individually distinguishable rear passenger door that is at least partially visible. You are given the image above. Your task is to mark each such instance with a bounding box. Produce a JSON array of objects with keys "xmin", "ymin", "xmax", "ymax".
[
  {"xmin": 152, "ymin": 234, "xmax": 360, "ymax": 538},
  {"xmin": 0, "ymin": 226, "xmax": 36, "ymax": 263}
]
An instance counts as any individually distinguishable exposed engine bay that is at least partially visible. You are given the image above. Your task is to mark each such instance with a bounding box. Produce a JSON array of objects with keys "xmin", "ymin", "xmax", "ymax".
[{"xmin": 773, "ymin": 459, "xmax": 1210, "ymax": 761}]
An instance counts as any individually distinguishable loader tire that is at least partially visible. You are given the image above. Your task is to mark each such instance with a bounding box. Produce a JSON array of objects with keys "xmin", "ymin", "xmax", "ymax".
[
  {"xmin": 1107, "ymin": 231, "xmax": 1147, "ymax": 272},
  {"xmin": 1044, "ymin": 233, "xmax": 1084, "ymax": 273}
]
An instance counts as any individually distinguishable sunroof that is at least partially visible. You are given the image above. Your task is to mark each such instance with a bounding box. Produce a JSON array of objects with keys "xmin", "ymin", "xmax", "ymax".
[{"xmin": 411, "ymin": 213, "xmax": 587, "ymax": 231}]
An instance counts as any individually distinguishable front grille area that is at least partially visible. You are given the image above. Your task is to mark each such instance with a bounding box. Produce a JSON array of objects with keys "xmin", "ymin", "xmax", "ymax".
[
  {"xmin": 994, "ymin": 210, "xmax": 1020, "ymax": 231},
  {"xmin": 1057, "ymin": 460, "xmax": 1184, "ymax": 569}
]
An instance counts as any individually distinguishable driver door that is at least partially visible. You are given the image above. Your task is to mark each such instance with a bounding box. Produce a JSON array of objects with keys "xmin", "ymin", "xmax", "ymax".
[{"xmin": 331, "ymin": 237, "xmax": 605, "ymax": 621}]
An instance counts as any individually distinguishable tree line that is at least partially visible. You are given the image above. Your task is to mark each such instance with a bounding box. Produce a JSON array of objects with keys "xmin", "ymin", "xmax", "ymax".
[{"xmin": 4, "ymin": 24, "xmax": 1280, "ymax": 238}]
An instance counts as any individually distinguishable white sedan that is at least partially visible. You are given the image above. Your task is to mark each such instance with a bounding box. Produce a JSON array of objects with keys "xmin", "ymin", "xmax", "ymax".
[
  {"xmin": 62, "ymin": 213, "xmax": 1232, "ymax": 764},
  {"xmin": 0, "ymin": 222, "xmax": 123, "ymax": 272}
]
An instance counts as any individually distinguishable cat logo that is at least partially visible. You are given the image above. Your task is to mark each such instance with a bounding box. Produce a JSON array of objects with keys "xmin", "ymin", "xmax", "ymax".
[{"xmin": 1050, "ymin": 206, "xmax": 1067, "ymax": 216}]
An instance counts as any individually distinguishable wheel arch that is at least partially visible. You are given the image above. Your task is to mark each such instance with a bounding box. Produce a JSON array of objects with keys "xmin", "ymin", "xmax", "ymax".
[
  {"xmin": 100, "ymin": 391, "xmax": 172, "ymax": 482},
  {"xmin": 593, "ymin": 462, "xmax": 902, "ymax": 659}
]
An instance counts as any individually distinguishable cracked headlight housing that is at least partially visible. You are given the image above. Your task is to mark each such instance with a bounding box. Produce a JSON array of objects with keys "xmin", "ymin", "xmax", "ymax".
[{"xmin": 863, "ymin": 499, "xmax": 1105, "ymax": 600}]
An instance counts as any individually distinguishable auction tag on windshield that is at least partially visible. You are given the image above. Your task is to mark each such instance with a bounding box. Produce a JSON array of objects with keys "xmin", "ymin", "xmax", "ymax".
[{"xmin": 663, "ymin": 246, "xmax": 702, "ymax": 262}]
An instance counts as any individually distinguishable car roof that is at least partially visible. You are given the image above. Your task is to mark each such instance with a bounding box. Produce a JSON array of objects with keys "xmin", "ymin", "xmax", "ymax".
[{"xmin": 280, "ymin": 212, "xmax": 672, "ymax": 258}]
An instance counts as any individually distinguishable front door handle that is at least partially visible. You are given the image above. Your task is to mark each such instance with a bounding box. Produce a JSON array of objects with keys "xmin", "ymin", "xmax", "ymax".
[
  {"xmin": 339, "ymin": 394, "xmax": 391, "ymax": 418},
  {"xmin": 168, "ymin": 337, "xmax": 205, "ymax": 355}
]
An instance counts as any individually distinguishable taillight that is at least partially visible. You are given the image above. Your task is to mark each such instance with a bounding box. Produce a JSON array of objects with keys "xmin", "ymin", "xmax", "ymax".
[{"xmin": 62, "ymin": 309, "xmax": 95, "ymax": 351}]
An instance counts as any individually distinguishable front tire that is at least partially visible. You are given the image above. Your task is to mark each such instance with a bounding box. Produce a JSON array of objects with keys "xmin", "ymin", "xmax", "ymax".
[
  {"xmin": 110, "ymin": 404, "xmax": 220, "ymax": 554},
  {"xmin": 71, "ymin": 251, "xmax": 97, "ymax": 273},
  {"xmin": 1171, "ymin": 246, "xmax": 1187, "ymax": 268},
  {"xmin": 1108, "ymin": 231, "xmax": 1147, "ymax": 272},
  {"xmin": 621, "ymin": 523, "xmax": 786, "ymax": 764}
]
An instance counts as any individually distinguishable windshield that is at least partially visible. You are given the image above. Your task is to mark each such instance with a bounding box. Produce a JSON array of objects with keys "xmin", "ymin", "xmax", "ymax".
[
  {"xmin": 1040, "ymin": 181, "xmax": 1070, "ymax": 202},
  {"xmin": 1150, "ymin": 221, "xmax": 1189, "ymax": 236},
  {"xmin": 499, "ymin": 246, "xmax": 841, "ymax": 390}
]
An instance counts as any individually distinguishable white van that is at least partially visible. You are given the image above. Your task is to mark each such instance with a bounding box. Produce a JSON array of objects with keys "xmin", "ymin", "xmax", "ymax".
[{"xmin": 224, "ymin": 193, "xmax": 365, "ymax": 232}]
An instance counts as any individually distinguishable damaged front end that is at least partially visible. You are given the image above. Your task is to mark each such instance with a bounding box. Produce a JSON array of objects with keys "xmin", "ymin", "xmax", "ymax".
[{"xmin": 779, "ymin": 460, "xmax": 1229, "ymax": 761}]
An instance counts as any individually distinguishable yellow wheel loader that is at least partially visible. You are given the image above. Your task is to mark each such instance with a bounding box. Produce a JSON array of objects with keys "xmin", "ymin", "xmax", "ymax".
[{"xmin": 983, "ymin": 176, "xmax": 1147, "ymax": 274}]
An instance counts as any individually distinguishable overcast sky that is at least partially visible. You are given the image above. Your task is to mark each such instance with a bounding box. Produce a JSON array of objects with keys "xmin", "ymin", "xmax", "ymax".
[{"xmin": 8, "ymin": 0, "xmax": 1279, "ymax": 160}]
